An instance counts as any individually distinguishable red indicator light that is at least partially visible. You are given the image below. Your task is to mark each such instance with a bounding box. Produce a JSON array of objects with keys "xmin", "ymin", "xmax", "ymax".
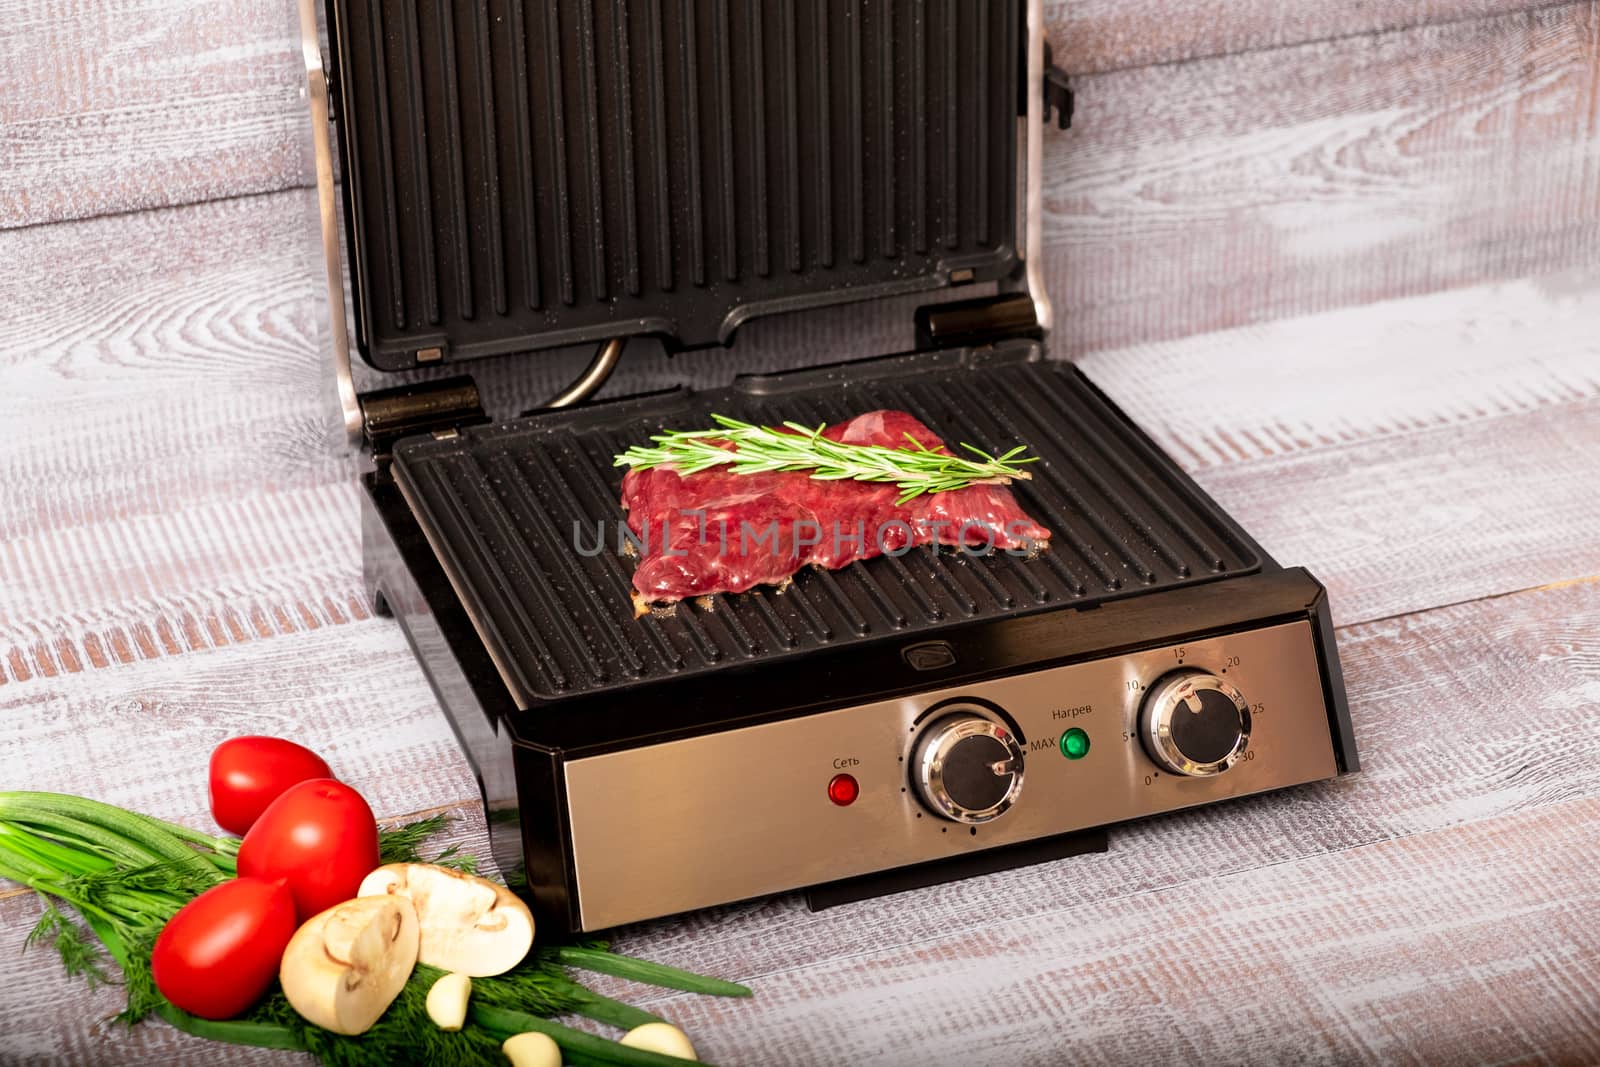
[{"xmin": 827, "ymin": 773, "xmax": 860, "ymax": 806}]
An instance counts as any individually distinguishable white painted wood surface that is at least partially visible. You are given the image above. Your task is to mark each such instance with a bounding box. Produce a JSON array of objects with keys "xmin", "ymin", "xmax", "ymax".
[
  {"xmin": 1048, "ymin": 2, "xmax": 1600, "ymax": 356},
  {"xmin": 11, "ymin": 1, "xmax": 1577, "ymax": 226},
  {"xmin": 6, "ymin": 1, "xmax": 1598, "ymax": 367},
  {"xmin": 1052, "ymin": 0, "xmax": 1572, "ymax": 73},
  {"xmin": 0, "ymin": 0, "xmax": 311, "ymax": 229},
  {"xmin": 5, "ymin": 240, "xmax": 1600, "ymax": 1059},
  {"xmin": 629, "ymin": 797, "xmax": 1600, "ymax": 1065},
  {"xmin": 5, "ymin": 1, "xmax": 1600, "ymax": 1063},
  {"xmin": 4, "ymin": 188, "xmax": 1599, "ymax": 687}
]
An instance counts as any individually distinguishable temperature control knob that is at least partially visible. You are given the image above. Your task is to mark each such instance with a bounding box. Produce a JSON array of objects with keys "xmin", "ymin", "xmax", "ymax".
[
  {"xmin": 1140, "ymin": 670, "xmax": 1252, "ymax": 777},
  {"xmin": 911, "ymin": 713, "xmax": 1024, "ymax": 823}
]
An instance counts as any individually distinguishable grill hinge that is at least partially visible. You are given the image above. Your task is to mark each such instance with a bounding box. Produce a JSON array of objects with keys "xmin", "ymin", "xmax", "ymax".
[
  {"xmin": 914, "ymin": 293, "xmax": 1043, "ymax": 352},
  {"xmin": 1042, "ymin": 40, "xmax": 1074, "ymax": 130},
  {"xmin": 359, "ymin": 376, "xmax": 491, "ymax": 463},
  {"xmin": 1020, "ymin": 35, "xmax": 1074, "ymax": 130}
]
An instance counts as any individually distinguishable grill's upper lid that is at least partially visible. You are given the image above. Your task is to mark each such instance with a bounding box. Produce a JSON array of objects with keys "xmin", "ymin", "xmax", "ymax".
[{"xmin": 320, "ymin": 0, "xmax": 1027, "ymax": 372}]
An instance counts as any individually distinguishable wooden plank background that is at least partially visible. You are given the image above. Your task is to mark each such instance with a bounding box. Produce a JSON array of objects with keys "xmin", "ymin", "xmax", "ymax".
[
  {"xmin": 5, "ymin": 1, "xmax": 1598, "ymax": 357},
  {"xmin": 0, "ymin": 0, "xmax": 312, "ymax": 229},
  {"xmin": 4, "ymin": 0, "xmax": 1600, "ymax": 1063},
  {"xmin": 1048, "ymin": 2, "xmax": 1600, "ymax": 354},
  {"xmin": 8, "ymin": 0, "xmax": 1565, "ymax": 224},
  {"xmin": 4, "ymin": 255, "xmax": 1598, "ymax": 1059},
  {"xmin": 1053, "ymin": 0, "xmax": 1576, "ymax": 72},
  {"xmin": 6, "ymin": 201, "xmax": 1597, "ymax": 683}
]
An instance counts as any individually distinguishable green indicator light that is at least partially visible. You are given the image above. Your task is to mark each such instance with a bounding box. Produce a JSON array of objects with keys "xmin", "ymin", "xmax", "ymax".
[{"xmin": 1060, "ymin": 727, "xmax": 1090, "ymax": 760}]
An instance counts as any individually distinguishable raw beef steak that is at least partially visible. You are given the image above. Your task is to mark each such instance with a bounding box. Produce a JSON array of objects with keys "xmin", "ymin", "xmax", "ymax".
[{"xmin": 619, "ymin": 410, "xmax": 1051, "ymax": 605}]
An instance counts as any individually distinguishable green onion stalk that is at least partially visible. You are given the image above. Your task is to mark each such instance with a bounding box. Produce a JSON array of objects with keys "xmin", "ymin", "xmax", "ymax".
[{"xmin": 0, "ymin": 791, "xmax": 748, "ymax": 1066}]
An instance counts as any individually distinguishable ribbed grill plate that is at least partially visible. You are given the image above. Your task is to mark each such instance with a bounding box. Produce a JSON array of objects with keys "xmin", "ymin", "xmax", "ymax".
[
  {"xmin": 391, "ymin": 346, "xmax": 1264, "ymax": 705},
  {"xmin": 329, "ymin": 0, "xmax": 1021, "ymax": 368}
]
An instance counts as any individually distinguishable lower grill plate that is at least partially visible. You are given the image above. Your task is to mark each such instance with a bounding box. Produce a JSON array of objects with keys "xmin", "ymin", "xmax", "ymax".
[{"xmin": 391, "ymin": 343, "xmax": 1264, "ymax": 706}]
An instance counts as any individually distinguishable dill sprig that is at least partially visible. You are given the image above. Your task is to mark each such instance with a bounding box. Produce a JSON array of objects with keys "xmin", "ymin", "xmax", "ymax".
[
  {"xmin": 377, "ymin": 812, "xmax": 451, "ymax": 862},
  {"xmin": 237, "ymin": 961, "xmax": 515, "ymax": 1066},
  {"xmin": 111, "ymin": 925, "xmax": 169, "ymax": 1025},
  {"xmin": 61, "ymin": 858, "xmax": 227, "ymax": 903},
  {"xmin": 376, "ymin": 812, "xmax": 477, "ymax": 873},
  {"xmin": 615, "ymin": 414, "xmax": 1038, "ymax": 505},
  {"xmin": 25, "ymin": 898, "xmax": 111, "ymax": 988}
]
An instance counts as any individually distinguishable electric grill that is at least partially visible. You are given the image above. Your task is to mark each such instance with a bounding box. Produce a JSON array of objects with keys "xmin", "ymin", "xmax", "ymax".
[{"xmin": 300, "ymin": 0, "xmax": 1358, "ymax": 936}]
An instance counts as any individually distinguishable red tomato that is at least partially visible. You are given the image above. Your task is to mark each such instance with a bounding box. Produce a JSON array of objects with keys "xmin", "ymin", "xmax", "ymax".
[
  {"xmin": 151, "ymin": 877, "xmax": 297, "ymax": 1019},
  {"xmin": 209, "ymin": 736, "xmax": 332, "ymax": 836},
  {"xmin": 237, "ymin": 778, "xmax": 380, "ymax": 919}
]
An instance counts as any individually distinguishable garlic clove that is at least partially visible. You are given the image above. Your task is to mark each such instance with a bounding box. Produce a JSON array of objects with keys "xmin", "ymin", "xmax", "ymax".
[
  {"xmin": 620, "ymin": 1021, "xmax": 698, "ymax": 1061},
  {"xmin": 424, "ymin": 971, "xmax": 472, "ymax": 1031},
  {"xmin": 501, "ymin": 1031, "xmax": 562, "ymax": 1067}
]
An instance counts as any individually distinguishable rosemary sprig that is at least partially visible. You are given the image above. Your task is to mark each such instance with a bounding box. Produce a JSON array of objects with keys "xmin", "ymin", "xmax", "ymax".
[{"xmin": 615, "ymin": 414, "xmax": 1038, "ymax": 505}]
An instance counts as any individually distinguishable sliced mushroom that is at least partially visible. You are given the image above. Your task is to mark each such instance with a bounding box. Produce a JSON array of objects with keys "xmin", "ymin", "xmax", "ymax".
[
  {"xmin": 358, "ymin": 862, "xmax": 535, "ymax": 977},
  {"xmin": 279, "ymin": 895, "xmax": 420, "ymax": 1036}
]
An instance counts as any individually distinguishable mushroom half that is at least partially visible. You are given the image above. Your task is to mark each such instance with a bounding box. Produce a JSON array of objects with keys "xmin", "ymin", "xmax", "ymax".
[
  {"xmin": 279, "ymin": 895, "xmax": 420, "ymax": 1036},
  {"xmin": 358, "ymin": 862, "xmax": 535, "ymax": 977}
]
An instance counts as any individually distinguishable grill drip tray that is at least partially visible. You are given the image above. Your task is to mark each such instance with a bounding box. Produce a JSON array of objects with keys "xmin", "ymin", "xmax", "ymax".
[{"xmin": 391, "ymin": 342, "xmax": 1263, "ymax": 708}]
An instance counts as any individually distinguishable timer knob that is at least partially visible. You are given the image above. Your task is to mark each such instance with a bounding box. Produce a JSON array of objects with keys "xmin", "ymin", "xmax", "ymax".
[
  {"xmin": 1140, "ymin": 670, "xmax": 1252, "ymax": 777},
  {"xmin": 911, "ymin": 713, "xmax": 1025, "ymax": 823}
]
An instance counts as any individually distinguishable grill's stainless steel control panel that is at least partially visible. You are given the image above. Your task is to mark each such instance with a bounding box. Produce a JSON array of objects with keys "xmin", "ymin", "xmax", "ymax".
[{"xmin": 565, "ymin": 620, "xmax": 1337, "ymax": 930}]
